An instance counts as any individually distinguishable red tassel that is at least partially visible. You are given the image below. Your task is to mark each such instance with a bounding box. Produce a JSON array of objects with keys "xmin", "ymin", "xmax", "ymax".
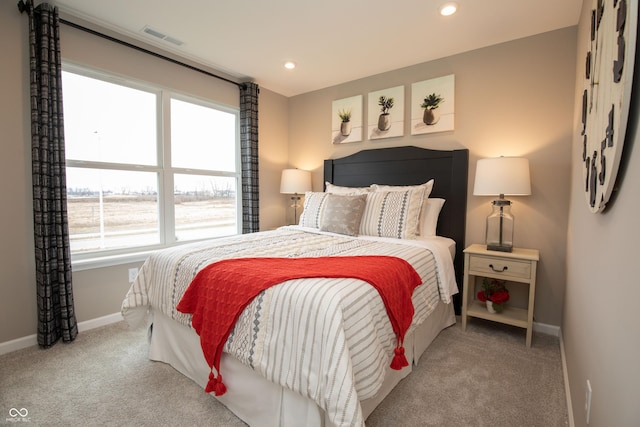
[
  {"xmin": 204, "ymin": 372, "xmax": 228, "ymax": 396},
  {"xmin": 204, "ymin": 371, "xmax": 217, "ymax": 393},
  {"xmin": 390, "ymin": 346, "xmax": 409, "ymax": 370},
  {"xmin": 214, "ymin": 374, "xmax": 227, "ymax": 396}
]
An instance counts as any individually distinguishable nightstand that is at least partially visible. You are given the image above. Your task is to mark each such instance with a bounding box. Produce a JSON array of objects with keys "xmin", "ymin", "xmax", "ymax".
[{"xmin": 461, "ymin": 244, "xmax": 539, "ymax": 347}]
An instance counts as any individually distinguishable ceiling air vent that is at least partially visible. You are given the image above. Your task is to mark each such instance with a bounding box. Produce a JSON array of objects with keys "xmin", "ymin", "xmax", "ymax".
[{"xmin": 142, "ymin": 26, "xmax": 184, "ymax": 46}]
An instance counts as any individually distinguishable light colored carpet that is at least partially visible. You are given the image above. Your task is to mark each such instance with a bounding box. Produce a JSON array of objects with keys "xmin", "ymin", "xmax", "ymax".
[{"xmin": 0, "ymin": 318, "xmax": 568, "ymax": 426}]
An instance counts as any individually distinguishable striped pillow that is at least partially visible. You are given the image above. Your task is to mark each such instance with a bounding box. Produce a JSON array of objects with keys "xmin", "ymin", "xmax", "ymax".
[
  {"xmin": 371, "ymin": 180, "xmax": 434, "ymax": 236},
  {"xmin": 299, "ymin": 192, "xmax": 329, "ymax": 228},
  {"xmin": 359, "ymin": 188, "xmax": 426, "ymax": 239}
]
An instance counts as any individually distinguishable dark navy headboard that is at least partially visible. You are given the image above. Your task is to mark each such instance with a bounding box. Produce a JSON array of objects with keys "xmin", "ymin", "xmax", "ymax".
[{"xmin": 324, "ymin": 146, "xmax": 468, "ymax": 313}]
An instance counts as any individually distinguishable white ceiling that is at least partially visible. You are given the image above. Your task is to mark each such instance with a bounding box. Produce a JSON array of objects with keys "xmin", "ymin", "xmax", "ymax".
[{"xmin": 47, "ymin": 0, "xmax": 583, "ymax": 97}]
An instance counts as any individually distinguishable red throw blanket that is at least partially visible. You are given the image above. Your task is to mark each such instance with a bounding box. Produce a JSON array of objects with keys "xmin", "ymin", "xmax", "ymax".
[{"xmin": 176, "ymin": 256, "xmax": 422, "ymax": 396}]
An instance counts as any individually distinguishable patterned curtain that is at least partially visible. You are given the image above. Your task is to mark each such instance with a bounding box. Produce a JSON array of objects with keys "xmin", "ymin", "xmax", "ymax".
[
  {"xmin": 240, "ymin": 82, "xmax": 260, "ymax": 233},
  {"xmin": 27, "ymin": 2, "xmax": 78, "ymax": 348}
]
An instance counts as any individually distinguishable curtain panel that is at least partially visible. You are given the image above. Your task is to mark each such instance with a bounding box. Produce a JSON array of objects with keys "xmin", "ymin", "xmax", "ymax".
[
  {"xmin": 240, "ymin": 82, "xmax": 260, "ymax": 233},
  {"xmin": 27, "ymin": 1, "xmax": 78, "ymax": 348},
  {"xmin": 21, "ymin": 1, "xmax": 257, "ymax": 348}
]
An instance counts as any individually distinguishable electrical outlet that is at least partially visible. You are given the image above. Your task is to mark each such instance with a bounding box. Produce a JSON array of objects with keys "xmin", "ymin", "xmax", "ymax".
[
  {"xmin": 585, "ymin": 379, "xmax": 592, "ymax": 424},
  {"xmin": 128, "ymin": 268, "xmax": 138, "ymax": 283}
]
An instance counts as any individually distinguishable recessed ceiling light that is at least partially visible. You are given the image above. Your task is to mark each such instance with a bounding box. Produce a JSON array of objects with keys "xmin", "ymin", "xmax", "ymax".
[
  {"xmin": 439, "ymin": 2, "xmax": 458, "ymax": 16},
  {"xmin": 284, "ymin": 61, "xmax": 297, "ymax": 70}
]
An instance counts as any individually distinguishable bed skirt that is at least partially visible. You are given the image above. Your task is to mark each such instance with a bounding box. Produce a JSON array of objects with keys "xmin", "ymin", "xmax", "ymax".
[{"xmin": 146, "ymin": 300, "xmax": 455, "ymax": 426}]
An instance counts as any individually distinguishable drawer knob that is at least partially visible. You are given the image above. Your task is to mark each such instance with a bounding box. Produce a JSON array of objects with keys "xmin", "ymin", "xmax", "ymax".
[{"xmin": 489, "ymin": 264, "xmax": 508, "ymax": 273}]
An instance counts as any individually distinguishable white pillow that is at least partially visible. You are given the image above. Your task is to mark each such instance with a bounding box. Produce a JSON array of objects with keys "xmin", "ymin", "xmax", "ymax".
[
  {"xmin": 420, "ymin": 198, "xmax": 445, "ymax": 236},
  {"xmin": 325, "ymin": 182, "xmax": 372, "ymax": 195},
  {"xmin": 359, "ymin": 188, "xmax": 426, "ymax": 239},
  {"xmin": 298, "ymin": 192, "xmax": 329, "ymax": 229}
]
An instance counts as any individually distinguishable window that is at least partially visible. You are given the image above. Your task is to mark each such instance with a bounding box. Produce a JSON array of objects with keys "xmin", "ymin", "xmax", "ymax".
[{"xmin": 62, "ymin": 66, "xmax": 240, "ymax": 265}]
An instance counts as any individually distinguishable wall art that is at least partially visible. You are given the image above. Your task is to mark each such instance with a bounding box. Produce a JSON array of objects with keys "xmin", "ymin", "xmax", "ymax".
[
  {"xmin": 367, "ymin": 85, "xmax": 404, "ymax": 140},
  {"xmin": 579, "ymin": 0, "xmax": 637, "ymax": 213},
  {"xmin": 411, "ymin": 74, "xmax": 455, "ymax": 135},
  {"xmin": 332, "ymin": 95, "xmax": 363, "ymax": 144}
]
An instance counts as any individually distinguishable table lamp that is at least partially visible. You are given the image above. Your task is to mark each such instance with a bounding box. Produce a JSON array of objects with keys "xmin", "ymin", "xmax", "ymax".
[
  {"xmin": 280, "ymin": 168, "xmax": 312, "ymax": 224},
  {"xmin": 473, "ymin": 157, "xmax": 531, "ymax": 252}
]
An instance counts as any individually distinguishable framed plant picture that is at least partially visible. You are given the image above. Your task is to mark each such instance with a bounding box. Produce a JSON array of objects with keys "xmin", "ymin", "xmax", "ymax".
[
  {"xmin": 411, "ymin": 74, "xmax": 455, "ymax": 135},
  {"xmin": 367, "ymin": 85, "xmax": 404, "ymax": 140},
  {"xmin": 332, "ymin": 95, "xmax": 363, "ymax": 144}
]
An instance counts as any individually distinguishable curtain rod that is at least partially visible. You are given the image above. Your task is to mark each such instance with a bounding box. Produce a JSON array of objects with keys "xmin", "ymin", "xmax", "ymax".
[{"xmin": 17, "ymin": 0, "xmax": 246, "ymax": 90}]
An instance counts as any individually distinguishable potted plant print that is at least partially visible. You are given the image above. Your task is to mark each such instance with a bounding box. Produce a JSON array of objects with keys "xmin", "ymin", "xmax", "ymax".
[
  {"xmin": 338, "ymin": 108, "xmax": 352, "ymax": 136},
  {"xmin": 421, "ymin": 93, "xmax": 444, "ymax": 125},
  {"xmin": 377, "ymin": 96, "xmax": 394, "ymax": 131}
]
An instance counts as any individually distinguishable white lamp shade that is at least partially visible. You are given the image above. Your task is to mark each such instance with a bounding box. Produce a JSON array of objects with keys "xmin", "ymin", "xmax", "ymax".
[
  {"xmin": 280, "ymin": 169, "xmax": 312, "ymax": 194},
  {"xmin": 473, "ymin": 157, "xmax": 531, "ymax": 196}
]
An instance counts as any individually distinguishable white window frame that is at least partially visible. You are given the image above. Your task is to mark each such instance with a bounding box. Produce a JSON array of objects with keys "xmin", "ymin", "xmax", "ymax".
[{"xmin": 63, "ymin": 63, "xmax": 242, "ymax": 271}]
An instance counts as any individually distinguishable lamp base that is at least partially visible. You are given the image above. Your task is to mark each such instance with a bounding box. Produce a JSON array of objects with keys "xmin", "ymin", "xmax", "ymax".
[
  {"xmin": 290, "ymin": 195, "xmax": 301, "ymax": 225},
  {"xmin": 487, "ymin": 243, "xmax": 513, "ymax": 252},
  {"xmin": 485, "ymin": 198, "xmax": 514, "ymax": 253}
]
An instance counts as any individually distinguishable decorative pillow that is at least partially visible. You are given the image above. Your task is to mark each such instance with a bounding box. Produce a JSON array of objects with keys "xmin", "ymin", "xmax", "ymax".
[
  {"xmin": 371, "ymin": 180, "xmax": 434, "ymax": 235},
  {"xmin": 359, "ymin": 188, "xmax": 426, "ymax": 239},
  {"xmin": 319, "ymin": 194, "xmax": 367, "ymax": 236},
  {"xmin": 298, "ymin": 192, "xmax": 329, "ymax": 229},
  {"xmin": 325, "ymin": 182, "xmax": 372, "ymax": 195},
  {"xmin": 420, "ymin": 198, "xmax": 445, "ymax": 236},
  {"xmin": 371, "ymin": 179, "xmax": 434, "ymax": 198}
]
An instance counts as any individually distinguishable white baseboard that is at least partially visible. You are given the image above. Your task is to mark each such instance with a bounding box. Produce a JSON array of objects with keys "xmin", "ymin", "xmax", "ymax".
[
  {"xmin": 559, "ymin": 329, "xmax": 575, "ymax": 427},
  {"xmin": 531, "ymin": 323, "xmax": 573, "ymax": 426},
  {"xmin": 0, "ymin": 334, "xmax": 37, "ymax": 357},
  {"xmin": 533, "ymin": 320, "xmax": 574, "ymax": 425},
  {"xmin": 0, "ymin": 312, "xmax": 123, "ymax": 356},
  {"xmin": 77, "ymin": 312, "xmax": 123, "ymax": 332},
  {"xmin": 533, "ymin": 321, "xmax": 560, "ymax": 337},
  {"xmin": 3, "ymin": 316, "xmax": 560, "ymax": 355}
]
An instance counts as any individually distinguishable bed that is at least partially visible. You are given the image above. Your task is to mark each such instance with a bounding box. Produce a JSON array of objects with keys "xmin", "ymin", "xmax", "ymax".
[{"xmin": 121, "ymin": 146, "xmax": 468, "ymax": 427}]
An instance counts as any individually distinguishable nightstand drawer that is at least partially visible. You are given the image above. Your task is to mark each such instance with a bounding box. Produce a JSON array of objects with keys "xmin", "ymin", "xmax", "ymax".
[{"xmin": 468, "ymin": 255, "xmax": 531, "ymax": 280}]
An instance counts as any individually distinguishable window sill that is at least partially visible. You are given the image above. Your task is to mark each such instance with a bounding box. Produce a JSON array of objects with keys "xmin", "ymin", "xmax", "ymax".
[
  {"xmin": 71, "ymin": 250, "xmax": 154, "ymax": 271},
  {"xmin": 70, "ymin": 232, "xmax": 242, "ymax": 272}
]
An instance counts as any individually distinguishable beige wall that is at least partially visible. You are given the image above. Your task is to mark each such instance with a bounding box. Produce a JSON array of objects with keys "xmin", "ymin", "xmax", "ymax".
[
  {"xmin": 0, "ymin": 2, "xmax": 289, "ymax": 343},
  {"xmin": 5, "ymin": 1, "xmax": 639, "ymax": 423},
  {"xmin": 258, "ymin": 88, "xmax": 290, "ymax": 230},
  {"xmin": 1, "ymin": 0, "xmax": 576, "ymax": 345},
  {"xmin": 1, "ymin": 2, "xmax": 36, "ymax": 343},
  {"xmin": 563, "ymin": 1, "xmax": 640, "ymax": 425},
  {"xmin": 288, "ymin": 28, "xmax": 577, "ymax": 326}
]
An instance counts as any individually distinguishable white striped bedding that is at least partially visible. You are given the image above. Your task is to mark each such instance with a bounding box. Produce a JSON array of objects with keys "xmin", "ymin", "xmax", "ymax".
[{"xmin": 121, "ymin": 227, "xmax": 457, "ymax": 427}]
